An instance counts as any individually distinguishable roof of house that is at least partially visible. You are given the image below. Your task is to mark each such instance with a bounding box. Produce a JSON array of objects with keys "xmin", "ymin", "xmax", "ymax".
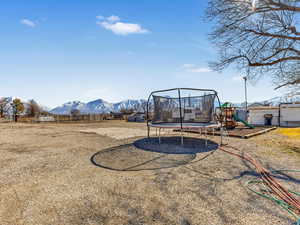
[{"xmin": 129, "ymin": 112, "xmax": 145, "ymax": 117}]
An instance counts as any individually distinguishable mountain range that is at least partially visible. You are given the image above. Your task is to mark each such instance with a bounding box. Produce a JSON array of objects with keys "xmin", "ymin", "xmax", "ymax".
[
  {"xmin": 50, "ymin": 99, "xmax": 147, "ymax": 114},
  {"xmin": 50, "ymin": 95, "xmax": 300, "ymax": 115}
]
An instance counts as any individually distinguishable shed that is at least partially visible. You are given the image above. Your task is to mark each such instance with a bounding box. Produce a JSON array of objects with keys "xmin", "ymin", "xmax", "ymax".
[{"xmin": 248, "ymin": 107, "xmax": 279, "ymax": 126}]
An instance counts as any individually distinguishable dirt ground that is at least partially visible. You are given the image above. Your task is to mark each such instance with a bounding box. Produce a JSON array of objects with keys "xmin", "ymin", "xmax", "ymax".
[{"xmin": 0, "ymin": 121, "xmax": 299, "ymax": 225}]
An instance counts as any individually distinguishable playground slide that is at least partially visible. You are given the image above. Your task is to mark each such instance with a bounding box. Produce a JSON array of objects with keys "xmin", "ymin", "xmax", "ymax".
[{"xmin": 233, "ymin": 114, "xmax": 255, "ymax": 129}]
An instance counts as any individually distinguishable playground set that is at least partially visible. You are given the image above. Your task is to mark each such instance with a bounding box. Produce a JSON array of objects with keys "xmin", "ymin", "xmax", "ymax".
[{"xmin": 218, "ymin": 102, "xmax": 254, "ymax": 129}]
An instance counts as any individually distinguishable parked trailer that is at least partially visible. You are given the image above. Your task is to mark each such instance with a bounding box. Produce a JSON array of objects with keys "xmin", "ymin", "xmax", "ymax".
[{"xmin": 279, "ymin": 103, "xmax": 300, "ymax": 127}]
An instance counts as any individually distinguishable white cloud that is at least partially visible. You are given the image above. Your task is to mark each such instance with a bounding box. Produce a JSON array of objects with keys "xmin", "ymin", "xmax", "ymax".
[
  {"xmin": 20, "ymin": 19, "xmax": 36, "ymax": 27},
  {"xmin": 181, "ymin": 64, "xmax": 211, "ymax": 73},
  {"xmin": 107, "ymin": 15, "xmax": 120, "ymax": 22},
  {"xmin": 96, "ymin": 15, "xmax": 149, "ymax": 35},
  {"xmin": 99, "ymin": 21, "xmax": 148, "ymax": 35}
]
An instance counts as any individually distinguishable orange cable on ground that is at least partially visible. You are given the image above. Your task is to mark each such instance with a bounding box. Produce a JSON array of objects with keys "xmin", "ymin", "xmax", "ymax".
[{"xmin": 218, "ymin": 145, "xmax": 300, "ymax": 220}]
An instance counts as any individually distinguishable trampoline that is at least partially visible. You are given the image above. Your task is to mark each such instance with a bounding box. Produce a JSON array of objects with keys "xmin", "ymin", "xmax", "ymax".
[{"xmin": 146, "ymin": 88, "xmax": 224, "ymax": 146}]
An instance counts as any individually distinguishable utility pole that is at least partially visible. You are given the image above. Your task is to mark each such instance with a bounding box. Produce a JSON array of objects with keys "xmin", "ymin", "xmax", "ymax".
[{"xmin": 243, "ymin": 76, "xmax": 248, "ymax": 112}]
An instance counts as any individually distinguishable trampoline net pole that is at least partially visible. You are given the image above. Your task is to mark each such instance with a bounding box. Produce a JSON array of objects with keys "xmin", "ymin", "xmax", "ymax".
[
  {"xmin": 220, "ymin": 127, "xmax": 223, "ymax": 145},
  {"xmin": 205, "ymin": 128, "xmax": 208, "ymax": 147},
  {"xmin": 178, "ymin": 88, "xmax": 183, "ymax": 130},
  {"xmin": 177, "ymin": 88, "xmax": 184, "ymax": 145},
  {"xmin": 159, "ymin": 128, "xmax": 161, "ymax": 144},
  {"xmin": 181, "ymin": 129, "xmax": 183, "ymax": 145}
]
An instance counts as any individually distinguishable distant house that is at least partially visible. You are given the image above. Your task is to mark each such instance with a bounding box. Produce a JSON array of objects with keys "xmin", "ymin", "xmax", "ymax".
[
  {"xmin": 37, "ymin": 116, "xmax": 56, "ymax": 122},
  {"xmin": 110, "ymin": 112, "xmax": 124, "ymax": 120},
  {"xmin": 248, "ymin": 103, "xmax": 300, "ymax": 127},
  {"xmin": 127, "ymin": 112, "xmax": 145, "ymax": 122}
]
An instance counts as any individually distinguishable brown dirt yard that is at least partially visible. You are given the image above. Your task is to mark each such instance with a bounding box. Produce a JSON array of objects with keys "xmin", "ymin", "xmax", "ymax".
[{"xmin": 0, "ymin": 121, "xmax": 299, "ymax": 225}]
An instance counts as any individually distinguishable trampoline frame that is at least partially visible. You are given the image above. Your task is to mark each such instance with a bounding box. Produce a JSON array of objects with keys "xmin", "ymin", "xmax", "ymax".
[{"xmin": 146, "ymin": 88, "xmax": 224, "ymax": 146}]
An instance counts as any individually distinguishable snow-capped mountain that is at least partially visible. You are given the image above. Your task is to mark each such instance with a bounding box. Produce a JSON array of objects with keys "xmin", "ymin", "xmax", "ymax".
[
  {"xmin": 85, "ymin": 99, "xmax": 113, "ymax": 113},
  {"xmin": 50, "ymin": 99, "xmax": 147, "ymax": 114},
  {"xmin": 112, "ymin": 99, "xmax": 146, "ymax": 112},
  {"xmin": 50, "ymin": 101, "xmax": 87, "ymax": 114}
]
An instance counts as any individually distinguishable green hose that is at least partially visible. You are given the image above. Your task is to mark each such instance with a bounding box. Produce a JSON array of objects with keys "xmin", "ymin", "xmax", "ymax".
[{"xmin": 246, "ymin": 169, "xmax": 300, "ymax": 224}]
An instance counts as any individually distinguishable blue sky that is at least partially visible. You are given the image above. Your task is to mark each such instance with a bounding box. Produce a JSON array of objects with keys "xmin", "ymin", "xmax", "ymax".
[{"xmin": 0, "ymin": 0, "xmax": 282, "ymax": 108}]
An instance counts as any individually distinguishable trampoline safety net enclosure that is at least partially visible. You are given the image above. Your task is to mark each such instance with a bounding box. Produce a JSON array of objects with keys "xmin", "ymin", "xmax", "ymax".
[
  {"xmin": 147, "ymin": 88, "xmax": 221, "ymax": 127},
  {"xmin": 146, "ymin": 88, "xmax": 224, "ymax": 145}
]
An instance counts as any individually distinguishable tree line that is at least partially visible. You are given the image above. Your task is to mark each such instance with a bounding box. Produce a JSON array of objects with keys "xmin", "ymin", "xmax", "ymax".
[{"xmin": 0, "ymin": 98, "xmax": 42, "ymax": 122}]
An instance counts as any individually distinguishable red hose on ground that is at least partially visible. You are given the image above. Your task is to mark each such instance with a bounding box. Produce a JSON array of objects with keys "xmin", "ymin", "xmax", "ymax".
[{"xmin": 218, "ymin": 145, "xmax": 300, "ymax": 216}]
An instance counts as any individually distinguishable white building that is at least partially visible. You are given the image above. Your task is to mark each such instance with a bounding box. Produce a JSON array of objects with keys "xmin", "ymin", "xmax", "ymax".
[
  {"xmin": 279, "ymin": 103, "xmax": 300, "ymax": 127},
  {"xmin": 249, "ymin": 107, "xmax": 279, "ymax": 126},
  {"xmin": 248, "ymin": 104, "xmax": 300, "ymax": 127}
]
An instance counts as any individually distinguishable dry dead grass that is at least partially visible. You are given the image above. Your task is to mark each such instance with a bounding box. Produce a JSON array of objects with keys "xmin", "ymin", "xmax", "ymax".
[
  {"xmin": 80, "ymin": 127, "xmax": 168, "ymax": 140},
  {"xmin": 254, "ymin": 128, "xmax": 300, "ymax": 156},
  {"xmin": 0, "ymin": 121, "xmax": 299, "ymax": 225}
]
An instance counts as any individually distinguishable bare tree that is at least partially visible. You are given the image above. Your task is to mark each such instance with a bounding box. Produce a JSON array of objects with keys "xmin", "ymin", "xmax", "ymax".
[
  {"xmin": 120, "ymin": 108, "xmax": 134, "ymax": 114},
  {"xmin": 27, "ymin": 99, "xmax": 41, "ymax": 117},
  {"xmin": 140, "ymin": 101, "xmax": 148, "ymax": 113},
  {"xmin": 11, "ymin": 98, "xmax": 24, "ymax": 122},
  {"xmin": 0, "ymin": 97, "xmax": 9, "ymax": 118},
  {"xmin": 206, "ymin": 0, "xmax": 300, "ymax": 90},
  {"xmin": 131, "ymin": 101, "xmax": 148, "ymax": 113}
]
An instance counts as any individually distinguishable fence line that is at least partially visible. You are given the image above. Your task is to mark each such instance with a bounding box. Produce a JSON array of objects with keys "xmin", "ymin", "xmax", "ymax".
[
  {"xmin": 52, "ymin": 114, "xmax": 109, "ymax": 122},
  {"xmin": 12, "ymin": 114, "xmax": 112, "ymax": 123}
]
